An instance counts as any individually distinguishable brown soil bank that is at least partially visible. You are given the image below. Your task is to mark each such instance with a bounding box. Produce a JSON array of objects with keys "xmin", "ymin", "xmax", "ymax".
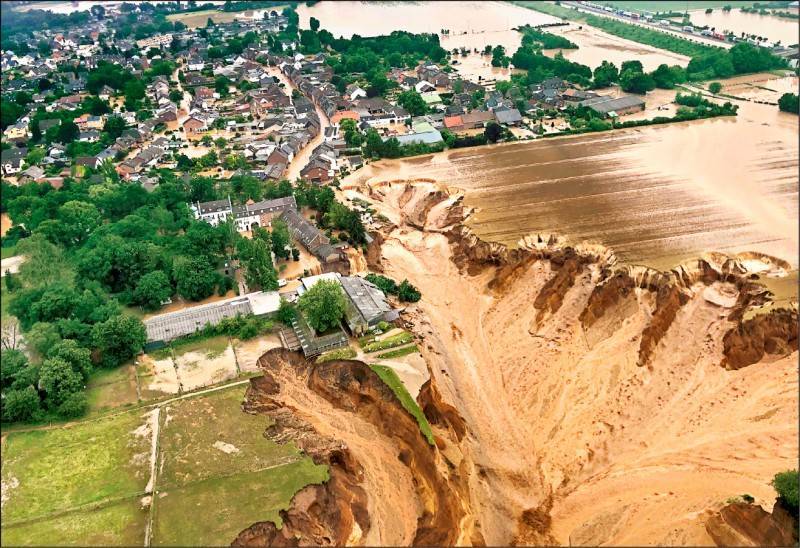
[
  {"xmin": 705, "ymin": 498, "xmax": 799, "ymax": 546},
  {"xmin": 233, "ymin": 349, "xmax": 473, "ymax": 546},
  {"xmin": 355, "ymin": 181, "xmax": 798, "ymax": 545}
]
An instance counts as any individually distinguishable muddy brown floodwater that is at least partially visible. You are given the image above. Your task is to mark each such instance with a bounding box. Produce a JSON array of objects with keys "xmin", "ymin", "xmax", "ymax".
[
  {"xmin": 346, "ymin": 94, "xmax": 799, "ymax": 271},
  {"xmin": 687, "ymin": 8, "xmax": 800, "ymax": 46}
]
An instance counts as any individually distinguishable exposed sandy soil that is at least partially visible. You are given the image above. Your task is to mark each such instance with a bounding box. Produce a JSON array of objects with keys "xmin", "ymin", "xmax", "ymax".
[
  {"xmin": 1, "ymin": 213, "xmax": 11, "ymax": 237},
  {"xmin": 173, "ymin": 344, "xmax": 238, "ymax": 392},
  {"xmin": 234, "ymin": 334, "xmax": 283, "ymax": 373},
  {"xmin": 345, "ymin": 181, "xmax": 797, "ymax": 545},
  {"xmin": 136, "ymin": 353, "xmax": 180, "ymax": 398}
]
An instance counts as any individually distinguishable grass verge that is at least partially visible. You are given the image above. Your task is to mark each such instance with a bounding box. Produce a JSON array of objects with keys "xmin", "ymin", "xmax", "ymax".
[
  {"xmin": 369, "ymin": 364, "xmax": 434, "ymax": 446},
  {"xmin": 375, "ymin": 344, "xmax": 419, "ymax": 359},
  {"xmin": 316, "ymin": 346, "xmax": 357, "ymax": 363},
  {"xmin": 363, "ymin": 332, "xmax": 414, "ymax": 353}
]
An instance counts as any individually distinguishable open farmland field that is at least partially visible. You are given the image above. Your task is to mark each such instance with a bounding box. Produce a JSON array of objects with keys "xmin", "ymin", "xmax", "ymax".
[
  {"xmin": 1, "ymin": 410, "xmax": 154, "ymax": 529},
  {"xmin": 166, "ymin": 9, "xmax": 235, "ymax": 29},
  {"xmin": 152, "ymin": 386, "xmax": 327, "ymax": 545},
  {"xmin": 171, "ymin": 336, "xmax": 239, "ymax": 391},
  {"xmin": 2, "ymin": 386, "xmax": 327, "ymax": 546},
  {"xmin": 85, "ymin": 363, "xmax": 139, "ymax": 416}
]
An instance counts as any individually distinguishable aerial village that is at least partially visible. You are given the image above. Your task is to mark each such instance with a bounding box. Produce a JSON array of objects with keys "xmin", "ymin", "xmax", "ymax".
[{"xmin": 0, "ymin": 0, "xmax": 670, "ymax": 380}]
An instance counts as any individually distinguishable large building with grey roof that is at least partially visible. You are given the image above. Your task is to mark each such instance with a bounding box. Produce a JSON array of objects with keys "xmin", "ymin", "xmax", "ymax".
[
  {"xmin": 579, "ymin": 95, "xmax": 646, "ymax": 117},
  {"xmin": 191, "ymin": 195, "xmax": 297, "ymax": 231}
]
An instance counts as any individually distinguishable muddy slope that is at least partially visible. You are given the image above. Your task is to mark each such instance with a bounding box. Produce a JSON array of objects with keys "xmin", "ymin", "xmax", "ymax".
[
  {"xmin": 233, "ymin": 349, "xmax": 473, "ymax": 546},
  {"xmin": 356, "ymin": 181, "xmax": 797, "ymax": 545}
]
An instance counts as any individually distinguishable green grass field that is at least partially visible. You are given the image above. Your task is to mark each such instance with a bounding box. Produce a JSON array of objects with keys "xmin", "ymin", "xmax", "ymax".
[
  {"xmin": 597, "ymin": 1, "xmax": 759, "ymax": 12},
  {"xmin": 2, "ymin": 500, "xmax": 148, "ymax": 546},
  {"xmin": 1, "ymin": 411, "xmax": 153, "ymax": 524},
  {"xmin": 370, "ymin": 365, "xmax": 434, "ymax": 445},
  {"xmin": 1, "ymin": 245, "xmax": 16, "ymax": 259},
  {"xmin": 316, "ymin": 346, "xmax": 357, "ymax": 363},
  {"xmin": 363, "ymin": 331, "xmax": 415, "ymax": 353},
  {"xmin": 157, "ymin": 386, "xmax": 305, "ymax": 488},
  {"xmin": 2, "ymin": 385, "xmax": 328, "ymax": 546},
  {"xmin": 85, "ymin": 364, "xmax": 139, "ymax": 415},
  {"xmin": 152, "ymin": 462, "xmax": 328, "ymax": 546}
]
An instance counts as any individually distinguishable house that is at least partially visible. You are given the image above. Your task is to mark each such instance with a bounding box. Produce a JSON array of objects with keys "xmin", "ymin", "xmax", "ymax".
[
  {"xmin": 280, "ymin": 207, "xmax": 347, "ymax": 265},
  {"xmin": 18, "ymin": 165, "xmax": 46, "ymax": 183},
  {"xmin": 389, "ymin": 130, "xmax": 443, "ymax": 146},
  {"xmin": 79, "ymin": 130, "xmax": 101, "ymax": 142},
  {"xmin": 494, "ymin": 108, "xmax": 523, "ymax": 126},
  {"xmin": 183, "ymin": 116, "xmax": 207, "ymax": 134},
  {"xmin": 98, "ymin": 85, "xmax": 115, "ymax": 100},
  {"xmin": 1, "ymin": 147, "xmax": 27, "ymax": 176},
  {"xmin": 4, "ymin": 121, "xmax": 30, "ymax": 141},
  {"xmin": 345, "ymin": 84, "xmax": 367, "ymax": 100},
  {"xmin": 443, "ymin": 115, "xmax": 464, "ymax": 131},
  {"xmin": 340, "ymin": 276, "xmax": 399, "ymax": 336},
  {"xmin": 460, "ymin": 110, "xmax": 495, "ymax": 129},
  {"xmin": 38, "ymin": 119, "xmax": 61, "ymax": 133},
  {"xmin": 415, "ymin": 80, "xmax": 436, "ymax": 93},
  {"xmin": 579, "ymin": 95, "xmax": 646, "ymax": 117},
  {"xmin": 420, "ymin": 91, "xmax": 442, "ymax": 107},
  {"xmin": 562, "ymin": 88, "xmax": 599, "ymax": 103},
  {"xmin": 191, "ymin": 195, "xmax": 297, "ymax": 231},
  {"xmin": 75, "ymin": 156, "xmax": 101, "ymax": 169}
]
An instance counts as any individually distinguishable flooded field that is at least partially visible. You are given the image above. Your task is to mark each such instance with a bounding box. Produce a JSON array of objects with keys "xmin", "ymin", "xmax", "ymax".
[
  {"xmin": 345, "ymin": 80, "xmax": 799, "ymax": 271},
  {"xmin": 544, "ymin": 23, "xmax": 690, "ymax": 71},
  {"xmin": 297, "ymin": 1, "xmax": 689, "ymax": 79},
  {"xmin": 688, "ymin": 8, "xmax": 800, "ymax": 46}
]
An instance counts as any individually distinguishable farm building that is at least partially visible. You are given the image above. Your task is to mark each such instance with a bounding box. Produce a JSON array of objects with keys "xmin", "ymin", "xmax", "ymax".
[{"xmin": 579, "ymin": 95, "xmax": 646, "ymax": 117}]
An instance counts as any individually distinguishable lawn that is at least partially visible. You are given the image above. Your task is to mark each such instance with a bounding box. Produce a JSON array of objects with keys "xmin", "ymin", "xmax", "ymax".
[
  {"xmin": 375, "ymin": 344, "xmax": 419, "ymax": 359},
  {"xmin": 1, "ymin": 245, "xmax": 16, "ymax": 259},
  {"xmin": 157, "ymin": 386, "xmax": 305, "ymax": 488},
  {"xmin": 316, "ymin": 346, "xmax": 357, "ymax": 363},
  {"xmin": 85, "ymin": 363, "xmax": 139, "ymax": 415},
  {"xmin": 152, "ymin": 462, "xmax": 328, "ymax": 546},
  {"xmin": 1, "ymin": 410, "xmax": 153, "ymax": 524},
  {"xmin": 363, "ymin": 331, "xmax": 414, "ymax": 353},
  {"xmin": 369, "ymin": 365, "xmax": 434, "ymax": 445},
  {"xmin": 2, "ymin": 500, "xmax": 148, "ymax": 546}
]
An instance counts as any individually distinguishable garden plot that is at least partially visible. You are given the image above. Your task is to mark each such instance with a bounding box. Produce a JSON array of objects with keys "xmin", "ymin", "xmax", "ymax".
[
  {"xmin": 172, "ymin": 337, "xmax": 239, "ymax": 391},
  {"xmin": 233, "ymin": 334, "xmax": 283, "ymax": 372}
]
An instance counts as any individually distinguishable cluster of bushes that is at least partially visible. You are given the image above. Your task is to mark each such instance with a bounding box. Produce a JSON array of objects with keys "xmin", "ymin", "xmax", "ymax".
[
  {"xmin": 174, "ymin": 314, "xmax": 274, "ymax": 345},
  {"xmin": 778, "ymin": 92, "xmax": 799, "ymax": 113},
  {"xmin": 518, "ymin": 24, "xmax": 578, "ymax": 50},
  {"xmin": 365, "ymin": 273, "xmax": 422, "ymax": 302}
]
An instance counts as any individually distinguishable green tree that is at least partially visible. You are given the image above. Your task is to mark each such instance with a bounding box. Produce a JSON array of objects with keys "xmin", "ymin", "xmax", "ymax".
[
  {"xmin": 397, "ymin": 279, "xmax": 421, "ymax": 302},
  {"xmin": 484, "ymin": 121, "xmax": 503, "ymax": 143},
  {"xmin": 26, "ymin": 322, "xmax": 62, "ymax": 357},
  {"xmin": 298, "ymin": 279, "xmax": 346, "ymax": 333},
  {"xmin": 620, "ymin": 60, "xmax": 644, "ymax": 74},
  {"xmin": 771, "ymin": 470, "xmax": 798, "ymax": 515},
  {"xmin": 1, "ymin": 386, "xmax": 40, "ymax": 422},
  {"xmin": 649, "ymin": 63, "xmax": 676, "ymax": 89},
  {"xmin": 39, "ymin": 357, "xmax": 83, "ymax": 407},
  {"xmin": 134, "ymin": 270, "xmax": 172, "ymax": 310},
  {"xmin": 708, "ymin": 82, "xmax": 722, "ymax": 94},
  {"xmin": 237, "ymin": 238, "xmax": 278, "ymax": 290},
  {"xmin": 55, "ymin": 119, "xmax": 80, "ymax": 144},
  {"xmin": 592, "ymin": 60, "xmax": 619, "ymax": 88},
  {"xmin": 215, "ymin": 76, "xmax": 232, "ymax": 97},
  {"xmin": 48, "ymin": 339, "xmax": 92, "ymax": 381},
  {"xmin": 310, "ymin": 16, "xmax": 320, "ymax": 32},
  {"xmin": 620, "ymin": 70, "xmax": 656, "ymax": 94},
  {"xmin": 778, "ymin": 93, "xmax": 799, "ymax": 114},
  {"xmin": 24, "ymin": 147, "xmax": 45, "ymax": 167},
  {"xmin": 174, "ymin": 256, "xmax": 217, "ymax": 301},
  {"xmin": 276, "ymin": 298, "xmax": 296, "ymax": 325},
  {"xmin": 58, "ymin": 201, "xmax": 102, "ymax": 245},
  {"xmin": 103, "ymin": 115, "xmax": 127, "ymax": 140},
  {"xmin": 270, "ymin": 219, "xmax": 291, "ymax": 259},
  {"xmin": 396, "ymin": 90, "xmax": 428, "ymax": 117},
  {"xmin": 91, "ymin": 314, "xmax": 146, "ymax": 368},
  {"xmin": 1, "ymin": 349, "xmax": 29, "ymax": 390}
]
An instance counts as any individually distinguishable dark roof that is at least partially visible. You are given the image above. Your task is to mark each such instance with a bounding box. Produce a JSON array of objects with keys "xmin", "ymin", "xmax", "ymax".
[{"xmin": 579, "ymin": 95, "xmax": 646, "ymax": 114}]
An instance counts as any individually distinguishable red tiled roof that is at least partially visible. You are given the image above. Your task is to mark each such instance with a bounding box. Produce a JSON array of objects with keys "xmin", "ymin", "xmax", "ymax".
[{"xmin": 444, "ymin": 115, "xmax": 463, "ymax": 128}]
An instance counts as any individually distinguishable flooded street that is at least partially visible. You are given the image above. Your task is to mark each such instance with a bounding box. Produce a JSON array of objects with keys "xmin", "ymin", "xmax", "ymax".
[
  {"xmin": 345, "ymin": 77, "xmax": 799, "ymax": 270},
  {"xmin": 688, "ymin": 8, "xmax": 800, "ymax": 46}
]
